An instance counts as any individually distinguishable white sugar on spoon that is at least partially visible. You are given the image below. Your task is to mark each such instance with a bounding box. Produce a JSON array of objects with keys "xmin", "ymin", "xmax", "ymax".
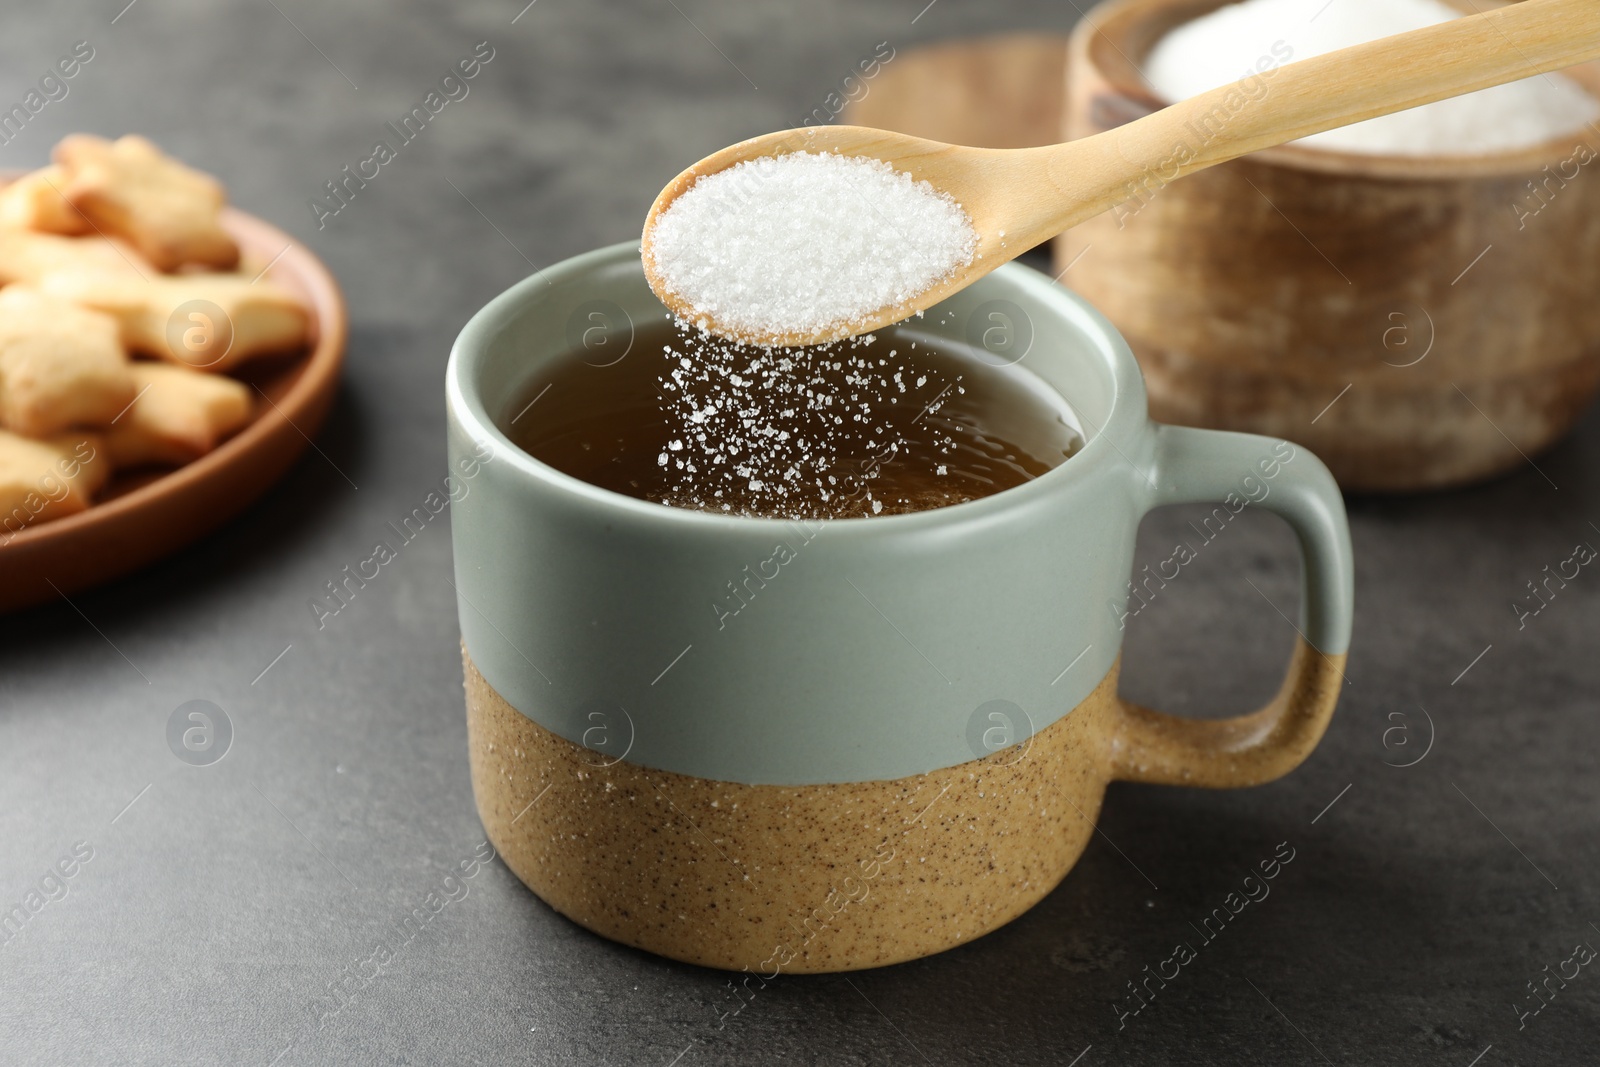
[{"xmin": 646, "ymin": 152, "xmax": 977, "ymax": 344}]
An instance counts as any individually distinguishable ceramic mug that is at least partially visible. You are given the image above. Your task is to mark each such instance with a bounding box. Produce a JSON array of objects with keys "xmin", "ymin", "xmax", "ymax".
[{"xmin": 446, "ymin": 241, "xmax": 1354, "ymax": 974}]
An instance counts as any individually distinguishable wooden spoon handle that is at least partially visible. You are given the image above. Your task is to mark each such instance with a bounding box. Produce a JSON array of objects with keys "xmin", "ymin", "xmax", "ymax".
[{"xmin": 1038, "ymin": 0, "xmax": 1600, "ymax": 233}]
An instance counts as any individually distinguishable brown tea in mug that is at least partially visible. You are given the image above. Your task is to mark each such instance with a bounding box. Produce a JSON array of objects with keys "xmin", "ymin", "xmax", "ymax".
[{"xmin": 502, "ymin": 317, "xmax": 1082, "ymax": 520}]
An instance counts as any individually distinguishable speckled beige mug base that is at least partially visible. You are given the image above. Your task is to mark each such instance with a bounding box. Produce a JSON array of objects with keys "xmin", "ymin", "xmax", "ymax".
[{"xmin": 464, "ymin": 650, "xmax": 1121, "ymax": 974}]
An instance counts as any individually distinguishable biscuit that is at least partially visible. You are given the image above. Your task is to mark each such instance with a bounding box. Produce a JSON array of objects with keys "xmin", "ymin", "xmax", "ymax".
[
  {"xmin": 0, "ymin": 228, "xmax": 153, "ymax": 286},
  {"xmin": 105, "ymin": 362, "xmax": 252, "ymax": 468},
  {"xmin": 0, "ymin": 287, "xmax": 134, "ymax": 437},
  {"xmin": 0, "ymin": 167, "xmax": 90, "ymax": 235},
  {"xmin": 0, "ymin": 430, "xmax": 109, "ymax": 539},
  {"xmin": 54, "ymin": 134, "xmax": 239, "ymax": 271},
  {"xmin": 38, "ymin": 272, "xmax": 309, "ymax": 373}
]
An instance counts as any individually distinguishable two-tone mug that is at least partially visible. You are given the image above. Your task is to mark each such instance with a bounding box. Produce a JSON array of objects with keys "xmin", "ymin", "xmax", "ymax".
[{"xmin": 446, "ymin": 241, "xmax": 1353, "ymax": 973}]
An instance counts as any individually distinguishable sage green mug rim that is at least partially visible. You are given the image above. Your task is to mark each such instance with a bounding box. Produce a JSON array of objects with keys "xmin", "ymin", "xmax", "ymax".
[{"xmin": 445, "ymin": 241, "xmax": 1148, "ymax": 537}]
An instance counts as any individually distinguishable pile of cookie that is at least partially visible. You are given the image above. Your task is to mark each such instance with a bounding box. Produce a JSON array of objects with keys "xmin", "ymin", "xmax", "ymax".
[{"xmin": 0, "ymin": 134, "xmax": 311, "ymax": 539}]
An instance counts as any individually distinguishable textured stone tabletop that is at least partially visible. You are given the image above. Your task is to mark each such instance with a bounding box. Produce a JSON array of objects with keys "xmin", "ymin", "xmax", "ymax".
[{"xmin": 2, "ymin": 2, "xmax": 1599, "ymax": 1064}]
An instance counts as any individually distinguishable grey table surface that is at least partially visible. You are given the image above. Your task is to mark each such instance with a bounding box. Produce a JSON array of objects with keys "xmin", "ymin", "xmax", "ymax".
[{"xmin": 3, "ymin": 1, "xmax": 1599, "ymax": 1065}]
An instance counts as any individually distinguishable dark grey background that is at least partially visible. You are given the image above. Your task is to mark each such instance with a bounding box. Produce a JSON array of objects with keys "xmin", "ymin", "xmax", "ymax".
[{"xmin": 1, "ymin": 1, "xmax": 1596, "ymax": 1064}]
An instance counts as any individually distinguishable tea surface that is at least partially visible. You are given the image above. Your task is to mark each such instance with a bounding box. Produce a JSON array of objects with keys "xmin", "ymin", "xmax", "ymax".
[{"xmin": 503, "ymin": 318, "xmax": 1081, "ymax": 520}]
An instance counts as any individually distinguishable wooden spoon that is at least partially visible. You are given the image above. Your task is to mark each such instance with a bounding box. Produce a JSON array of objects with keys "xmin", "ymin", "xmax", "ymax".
[{"xmin": 642, "ymin": 0, "xmax": 1600, "ymax": 347}]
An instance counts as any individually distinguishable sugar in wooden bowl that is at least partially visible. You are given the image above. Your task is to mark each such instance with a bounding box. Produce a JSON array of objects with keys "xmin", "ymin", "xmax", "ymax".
[
  {"xmin": 1058, "ymin": 0, "xmax": 1600, "ymax": 492},
  {"xmin": 1145, "ymin": 0, "xmax": 1600, "ymax": 156}
]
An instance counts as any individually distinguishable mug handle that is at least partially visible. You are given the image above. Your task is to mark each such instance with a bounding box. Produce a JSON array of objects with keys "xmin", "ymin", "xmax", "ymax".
[{"xmin": 1109, "ymin": 425, "xmax": 1354, "ymax": 788}]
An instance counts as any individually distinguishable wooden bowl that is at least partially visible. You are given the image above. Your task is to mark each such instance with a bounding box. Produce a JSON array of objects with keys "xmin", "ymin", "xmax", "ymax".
[
  {"xmin": 1057, "ymin": 0, "xmax": 1600, "ymax": 491},
  {"xmin": 0, "ymin": 208, "xmax": 346, "ymax": 612}
]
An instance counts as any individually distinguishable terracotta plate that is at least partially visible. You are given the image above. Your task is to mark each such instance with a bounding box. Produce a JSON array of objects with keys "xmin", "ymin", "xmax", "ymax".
[{"xmin": 0, "ymin": 205, "xmax": 347, "ymax": 613}]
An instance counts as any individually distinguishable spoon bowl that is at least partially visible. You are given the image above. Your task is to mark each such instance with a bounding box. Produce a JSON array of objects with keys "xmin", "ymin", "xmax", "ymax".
[{"xmin": 640, "ymin": 125, "xmax": 1040, "ymax": 346}]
